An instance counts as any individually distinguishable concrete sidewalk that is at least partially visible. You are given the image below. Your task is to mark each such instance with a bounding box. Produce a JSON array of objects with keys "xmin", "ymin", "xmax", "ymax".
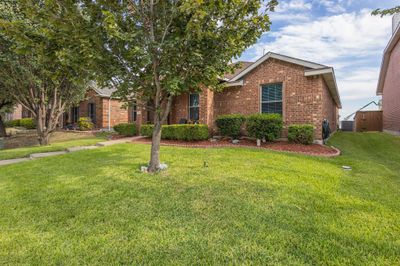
[{"xmin": 0, "ymin": 136, "xmax": 141, "ymax": 166}]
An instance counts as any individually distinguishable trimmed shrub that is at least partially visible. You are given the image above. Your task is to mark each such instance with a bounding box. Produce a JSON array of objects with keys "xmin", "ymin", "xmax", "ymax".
[
  {"xmin": 216, "ymin": 114, "xmax": 246, "ymax": 139},
  {"xmin": 246, "ymin": 113, "xmax": 283, "ymax": 141},
  {"xmin": 140, "ymin": 124, "xmax": 154, "ymax": 137},
  {"xmin": 288, "ymin": 124, "xmax": 314, "ymax": 145},
  {"xmin": 140, "ymin": 124, "xmax": 209, "ymax": 141},
  {"xmin": 114, "ymin": 123, "xmax": 137, "ymax": 136},
  {"xmin": 167, "ymin": 124, "xmax": 209, "ymax": 141},
  {"xmin": 4, "ymin": 119, "xmax": 20, "ymax": 128},
  {"xmin": 19, "ymin": 118, "xmax": 36, "ymax": 129},
  {"xmin": 78, "ymin": 117, "xmax": 94, "ymax": 131}
]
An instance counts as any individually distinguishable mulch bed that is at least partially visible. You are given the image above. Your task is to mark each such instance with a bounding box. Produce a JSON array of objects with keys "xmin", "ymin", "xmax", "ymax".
[{"xmin": 131, "ymin": 137, "xmax": 340, "ymax": 157}]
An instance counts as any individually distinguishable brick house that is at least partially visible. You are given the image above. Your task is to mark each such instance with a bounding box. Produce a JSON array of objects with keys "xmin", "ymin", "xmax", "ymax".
[
  {"xmin": 64, "ymin": 87, "xmax": 136, "ymax": 130},
  {"xmin": 161, "ymin": 52, "xmax": 341, "ymax": 141},
  {"xmin": 10, "ymin": 52, "xmax": 341, "ymax": 141},
  {"xmin": 376, "ymin": 14, "xmax": 400, "ymax": 135}
]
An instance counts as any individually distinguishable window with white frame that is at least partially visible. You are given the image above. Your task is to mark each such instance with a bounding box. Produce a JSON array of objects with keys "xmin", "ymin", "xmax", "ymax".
[
  {"xmin": 189, "ymin": 93, "xmax": 199, "ymax": 122},
  {"xmin": 261, "ymin": 83, "xmax": 283, "ymax": 115}
]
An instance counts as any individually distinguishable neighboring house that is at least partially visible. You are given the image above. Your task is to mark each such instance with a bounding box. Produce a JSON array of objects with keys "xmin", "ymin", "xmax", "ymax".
[
  {"xmin": 4, "ymin": 105, "xmax": 22, "ymax": 121},
  {"xmin": 159, "ymin": 52, "xmax": 341, "ymax": 141},
  {"xmin": 6, "ymin": 104, "xmax": 31, "ymax": 121},
  {"xmin": 376, "ymin": 14, "xmax": 400, "ymax": 135},
  {"xmin": 64, "ymin": 87, "xmax": 136, "ymax": 130}
]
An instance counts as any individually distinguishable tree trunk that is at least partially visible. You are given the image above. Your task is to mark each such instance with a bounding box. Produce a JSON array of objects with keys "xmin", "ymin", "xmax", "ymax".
[
  {"xmin": 0, "ymin": 115, "xmax": 7, "ymax": 137},
  {"xmin": 35, "ymin": 111, "xmax": 51, "ymax": 146},
  {"xmin": 148, "ymin": 121, "xmax": 162, "ymax": 172},
  {"xmin": 37, "ymin": 131, "xmax": 50, "ymax": 146}
]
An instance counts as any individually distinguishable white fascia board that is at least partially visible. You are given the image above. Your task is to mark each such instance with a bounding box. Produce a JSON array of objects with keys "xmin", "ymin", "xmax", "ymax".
[
  {"xmin": 376, "ymin": 25, "xmax": 400, "ymax": 95},
  {"xmin": 305, "ymin": 67, "xmax": 342, "ymax": 108},
  {"xmin": 229, "ymin": 52, "xmax": 327, "ymax": 82},
  {"xmin": 224, "ymin": 80, "xmax": 244, "ymax": 87},
  {"xmin": 304, "ymin": 67, "xmax": 334, "ymax": 76}
]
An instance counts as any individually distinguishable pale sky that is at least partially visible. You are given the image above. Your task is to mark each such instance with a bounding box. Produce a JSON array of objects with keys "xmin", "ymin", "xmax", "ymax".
[{"xmin": 238, "ymin": 0, "xmax": 400, "ymax": 119}]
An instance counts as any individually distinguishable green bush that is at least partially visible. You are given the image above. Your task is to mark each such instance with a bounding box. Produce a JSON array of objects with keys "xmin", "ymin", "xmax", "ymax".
[
  {"xmin": 288, "ymin": 124, "xmax": 314, "ymax": 145},
  {"xmin": 114, "ymin": 123, "xmax": 137, "ymax": 136},
  {"xmin": 78, "ymin": 117, "xmax": 94, "ymax": 131},
  {"xmin": 5, "ymin": 118, "xmax": 36, "ymax": 129},
  {"xmin": 246, "ymin": 113, "xmax": 283, "ymax": 141},
  {"xmin": 216, "ymin": 114, "xmax": 246, "ymax": 139},
  {"xmin": 140, "ymin": 124, "xmax": 154, "ymax": 137},
  {"xmin": 19, "ymin": 118, "xmax": 36, "ymax": 129},
  {"xmin": 140, "ymin": 124, "xmax": 209, "ymax": 141},
  {"xmin": 4, "ymin": 119, "xmax": 20, "ymax": 128}
]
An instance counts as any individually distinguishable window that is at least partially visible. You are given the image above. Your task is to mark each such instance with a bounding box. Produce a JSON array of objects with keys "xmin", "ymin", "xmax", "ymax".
[
  {"xmin": 88, "ymin": 103, "xmax": 96, "ymax": 124},
  {"xmin": 71, "ymin": 107, "xmax": 79, "ymax": 123},
  {"xmin": 261, "ymin": 83, "xmax": 283, "ymax": 115},
  {"xmin": 189, "ymin": 93, "xmax": 199, "ymax": 122},
  {"xmin": 131, "ymin": 100, "xmax": 137, "ymax": 122}
]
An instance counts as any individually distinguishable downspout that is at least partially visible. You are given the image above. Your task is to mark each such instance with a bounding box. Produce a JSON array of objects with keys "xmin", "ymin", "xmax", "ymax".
[{"xmin": 108, "ymin": 97, "xmax": 111, "ymax": 131}]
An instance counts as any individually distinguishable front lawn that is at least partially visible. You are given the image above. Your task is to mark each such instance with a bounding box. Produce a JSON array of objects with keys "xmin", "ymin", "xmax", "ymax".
[
  {"xmin": 0, "ymin": 132, "xmax": 399, "ymax": 264},
  {"xmin": 0, "ymin": 134, "xmax": 107, "ymax": 160}
]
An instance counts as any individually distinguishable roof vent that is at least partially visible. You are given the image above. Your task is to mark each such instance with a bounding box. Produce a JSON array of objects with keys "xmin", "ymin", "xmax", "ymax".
[{"xmin": 393, "ymin": 13, "xmax": 400, "ymax": 34}]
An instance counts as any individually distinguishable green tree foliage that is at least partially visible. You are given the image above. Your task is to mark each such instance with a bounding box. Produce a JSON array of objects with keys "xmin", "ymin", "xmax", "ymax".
[
  {"xmin": 0, "ymin": 0, "xmax": 96, "ymax": 145},
  {"xmin": 76, "ymin": 0, "xmax": 277, "ymax": 171},
  {"xmin": 372, "ymin": 6, "xmax": 400, "ymax": 17}
]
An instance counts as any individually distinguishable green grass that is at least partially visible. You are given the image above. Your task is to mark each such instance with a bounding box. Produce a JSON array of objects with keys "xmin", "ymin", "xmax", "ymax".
[
  {"xmin": 0, "ymin": 137, "xmax": 106, "ymax": 160},
  {"xmin": 0, "ymin": 132, "xmax": 399, "ymax": 265}
]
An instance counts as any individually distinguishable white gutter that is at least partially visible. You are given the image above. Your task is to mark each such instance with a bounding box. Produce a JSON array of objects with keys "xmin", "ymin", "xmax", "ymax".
[{"xmin": 224, "ymin": 80, "xmax": 244, "ymax": 87}]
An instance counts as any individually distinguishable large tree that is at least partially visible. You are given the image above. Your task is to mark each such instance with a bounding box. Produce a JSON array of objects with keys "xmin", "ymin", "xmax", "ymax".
[
  {"xmin": 0, "ymin": 0, "xmax": 96, "ymax": 145},
  {"xmin": 75, "ymin": 0, "xmax": 277, "ymax": 172}
]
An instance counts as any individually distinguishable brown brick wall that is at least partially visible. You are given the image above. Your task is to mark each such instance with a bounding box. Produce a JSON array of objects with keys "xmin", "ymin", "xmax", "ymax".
[
  {"xmin": 321, "ymin": 79, "xmax": 338, "ymax": 134},
  {"xmin": 76, "ymin": 90, "xmax": 104, "ymax": 128},
  {"xmin": 213, "ymin": 58, "xmax": 333, "ymax": 140},
  {"xmin": 382, "ymin": 38, "xmax": 400, "ymax": 134},
  {"xmin": 101, "ymin": 98, "xmax": 129, "ymax": 129},
  {"xmin": 170, "ymin": 93, "xmax": 189, "ymax": 124},
  {"xmin": 135, "ymin": 58, "xmax": 339, "ymax": 140},
  {"xmin": 10, "ymin": 104, "xmax": 23, "ymax": 120},
  {"xmin": 66, "ymin": 89, "xmax": 130, "ymax": 129}
]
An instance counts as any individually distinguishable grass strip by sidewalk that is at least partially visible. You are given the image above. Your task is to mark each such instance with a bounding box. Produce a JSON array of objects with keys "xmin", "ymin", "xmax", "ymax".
[{"xmin": 0, "ymin": 137, "xmax": 106, "ymax": 160}]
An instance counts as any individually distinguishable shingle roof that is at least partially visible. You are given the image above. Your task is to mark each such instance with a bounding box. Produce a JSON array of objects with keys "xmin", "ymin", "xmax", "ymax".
[
  {"xmin": 91, "ymin": 85, "xmax": 117, "ymax": 98},
  {"xmin": 223, "ymin": 61, "xmax": 254, "ymax": 80}
]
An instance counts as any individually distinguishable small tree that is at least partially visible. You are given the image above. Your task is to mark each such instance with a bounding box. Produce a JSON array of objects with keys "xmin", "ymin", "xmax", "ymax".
[
  {"xmin": 76, "ymin": 0, "xmax": 277, "ymax": 172},
  {"xmin": 0, "ymin": 0, "xmax": 96, "ymax": 145}
]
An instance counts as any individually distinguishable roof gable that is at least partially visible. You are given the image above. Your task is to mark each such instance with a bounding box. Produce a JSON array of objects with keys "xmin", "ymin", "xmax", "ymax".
[
  {"xmin": 224, "ymin": 52, "xmax": 341, "ymax": 108},
  {"xmin": 229, "ymin": 52, "xmax": 327, "ymax": 82},
  {"xmin": 224, "ymin": 61, "xmax": 253, "ymax": 80}
]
